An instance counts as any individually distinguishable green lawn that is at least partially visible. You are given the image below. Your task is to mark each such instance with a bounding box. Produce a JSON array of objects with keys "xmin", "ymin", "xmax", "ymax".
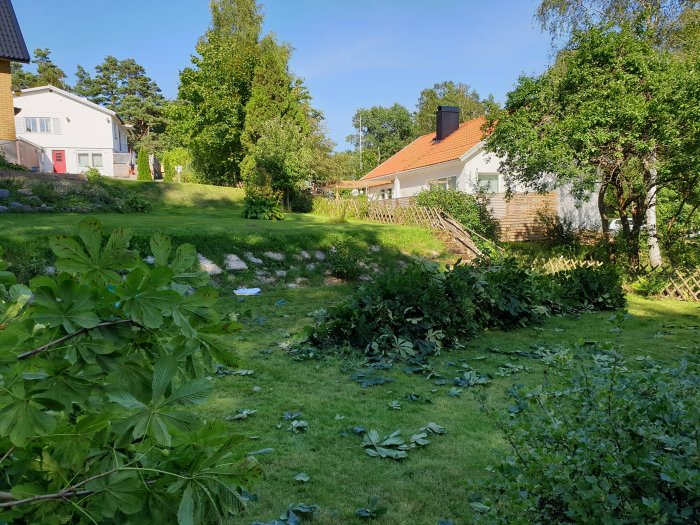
[{"xmin": 2, "ymin": 180, "xmax": 698, "ymax": 524}]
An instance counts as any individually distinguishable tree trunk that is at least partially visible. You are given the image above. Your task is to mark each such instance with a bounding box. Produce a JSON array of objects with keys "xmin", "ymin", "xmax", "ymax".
[{"xmin": 645, "ymin": 155, "xmax": 663, "ymax": 268}]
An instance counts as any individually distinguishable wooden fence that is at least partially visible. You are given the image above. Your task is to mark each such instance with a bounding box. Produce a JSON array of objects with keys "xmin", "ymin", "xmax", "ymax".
[
  {"xmin": 658, "ymin": 268, "xmax": 700, "ymax": 302},
  {"xmin": 532, "ymin": 256, "xmax": 604, "ymax": 274},
  {"xmin": 488, "ymin": 193, "xmax": 558, "ymax": 241}
]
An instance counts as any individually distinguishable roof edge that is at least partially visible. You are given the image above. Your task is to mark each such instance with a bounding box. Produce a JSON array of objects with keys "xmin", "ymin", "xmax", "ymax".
[
  {"xmin": 0, "ymin": 0, "xmax": 30, "ymax": 63},
  {"xmin": 17, "ymin": 85, "xmax": 125, "ymax": 124}
]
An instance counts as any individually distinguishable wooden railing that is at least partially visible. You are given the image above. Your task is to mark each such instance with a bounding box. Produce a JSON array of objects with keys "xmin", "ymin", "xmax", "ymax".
[{"xmin": 532, "ymin": 256, "xmax": 603, "ymax": 274}]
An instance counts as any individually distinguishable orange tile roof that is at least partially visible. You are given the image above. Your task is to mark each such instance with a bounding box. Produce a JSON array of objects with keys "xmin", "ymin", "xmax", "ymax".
[{"xmin": 361, "ymin": 116, "xmax": 490, "ymax": 181}]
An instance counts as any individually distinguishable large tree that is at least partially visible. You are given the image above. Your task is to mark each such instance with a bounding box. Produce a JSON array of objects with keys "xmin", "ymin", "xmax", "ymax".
[
  {"xmin": 413, "ymin": 81, "xmax": 486, "ymax": 136},
  {"xmin": 346, "ymin": 103, "xmax": 414, "ymax": 176},
  {"xmin": 484, "ymin": 25, "xmax": 683, "ymax": 268},
  {"xmin": 10, "ymin": 49, "xmax": 67, "ymax": 91},
  {"xmin": 74, "ymin": 57, "xmax": 166, "ymax": 151},
  {"xmin": 175, "ymin": 0, "xmax": 263, "ymax": 185}
]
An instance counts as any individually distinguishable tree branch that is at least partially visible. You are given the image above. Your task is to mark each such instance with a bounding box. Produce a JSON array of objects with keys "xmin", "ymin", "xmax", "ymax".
[{"xmin": 17, "ymin": 320, "xmax": 136, "ymax": 361}]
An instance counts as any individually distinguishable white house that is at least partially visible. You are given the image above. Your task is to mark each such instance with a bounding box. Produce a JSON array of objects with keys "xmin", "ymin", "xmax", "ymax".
[
  {"xmin": 12, "ymin": 85, "xmax": 131, "ymax": 177},
  {"xmin": 359, "ymin": 106, "xmax": 600, "ymax": 239}
]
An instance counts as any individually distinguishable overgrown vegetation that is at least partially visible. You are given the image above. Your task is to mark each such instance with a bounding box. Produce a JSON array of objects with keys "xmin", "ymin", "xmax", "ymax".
[
  {"xmin": 474, "ymin": 352, "xmax": 700, "ymax": 524},
  {"xmin": 0, "ymin": 176, "xmax": 152, "ymax": 213},
  {"xmin": 415, "ymin": 189, "xmax": 500, "ymax": 241},
  {"xmin": 306, "ymin": 257, "xmax": 625, "ymax": 361},
  {"xmin": 0, "ymin": 219, "xmax": 257, "ymax": 523}
]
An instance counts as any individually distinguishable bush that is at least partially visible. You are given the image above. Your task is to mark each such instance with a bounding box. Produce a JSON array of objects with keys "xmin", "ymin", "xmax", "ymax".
[
  {"xmin": 415, "ymin": 189, "xmax": 500, "ymax": 240},
  {"xmin": 554, "ymin": 265, "xmax": 626, "ymax": 310},
  {"xmin": 307, "ymin": 258, "xmax": 626, "ymax": 361},
  {"xmin": 535, "ymin": 208, "xmax": 580, "ymax": 249},
  {"xmin": 137, "ymin": 149, "xmax": 151, "ymax": 181},
  {"xmin": 475, "ymin": 353, "xmax": 700, "ymax": 524},
  {"xmin": 289, "ymin": 188, "xmax": 313, "ymax": 213},
  {"xmin": 162, "ymin": 147, "xmax": 197, "ymax": 183},
  {"xmin": 242, "ymin": 187, "xmax": 285, "ymax": 220},
  {"xmin": 324, "ymin": 233, "xmax": 367, "ymax": 279},
  {"xmin": 0, "ymin": 152, "xmax": 27, "ymax": 171},
  {"xmin": 83, "ymin": 167, "xmax": 101, "ymax": 183}
]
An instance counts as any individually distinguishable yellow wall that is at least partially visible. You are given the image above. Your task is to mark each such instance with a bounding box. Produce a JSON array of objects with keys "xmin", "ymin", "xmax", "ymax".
[{"xmin": 0, "ymin": 60, "xmax": 16, "ymax": 141}]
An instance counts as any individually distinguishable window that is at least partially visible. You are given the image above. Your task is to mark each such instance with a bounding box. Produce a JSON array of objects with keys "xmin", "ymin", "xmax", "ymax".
[
  {"xmin": 78, "ymin": 152, "xmax": 104, "ymax": 169},
  {"xmin": 477, "ymin": 174, "xmax": 499, "ymax": 193},
  {"xmin": 379, "ymin": 188, "xmax": 393, "ymax": 200},
  {"xmin": 428, "ymin": 176, "xmax": 457, "ymax": 191},
  {"xmin": 24, "ymin": 117, "xmax": 51, "ymax": 133}
]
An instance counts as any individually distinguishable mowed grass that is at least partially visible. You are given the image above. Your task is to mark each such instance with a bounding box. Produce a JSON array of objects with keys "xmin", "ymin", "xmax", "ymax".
[
  {"xmin": 2, "ymin": 179, "xmax": 698, "ymax": 523},
  {"xmin": 210, "ymin": 287, "xmax": 700, "ymax": 524},
  {"xmin": 0, "ymin": 181, "xmax": 444, "ymax": 280}
]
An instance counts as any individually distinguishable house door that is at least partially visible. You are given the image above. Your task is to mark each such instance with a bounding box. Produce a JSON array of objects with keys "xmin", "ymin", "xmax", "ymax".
[{"xmin": 52, "ymin": 150, "xmax": 66, "ymax": 174}]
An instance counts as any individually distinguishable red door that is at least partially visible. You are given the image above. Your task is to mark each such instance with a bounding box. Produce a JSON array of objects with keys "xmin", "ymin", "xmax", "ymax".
[{"xmin": 52, "ymin": 150, "xmax": 66, "ymax": 174}]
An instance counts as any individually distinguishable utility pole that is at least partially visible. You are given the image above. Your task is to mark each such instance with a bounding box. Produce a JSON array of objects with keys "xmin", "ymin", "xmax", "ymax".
[{"xmin": 359, "ymin": 115, "xmax": 363, "ymax": 174}]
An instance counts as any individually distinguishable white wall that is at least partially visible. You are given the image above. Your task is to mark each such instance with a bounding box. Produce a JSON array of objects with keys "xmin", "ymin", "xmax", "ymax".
[{"xmin": 13, "ymin": 89, "xmax": 127, "ymax": 176}]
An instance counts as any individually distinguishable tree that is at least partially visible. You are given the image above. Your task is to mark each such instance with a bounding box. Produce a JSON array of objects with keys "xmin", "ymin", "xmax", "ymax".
[
  {"xmin": 484, "ymin": 26, "xmax": 676, "ymax": 268},
  {"xmin": 74, "ymin": 57, "xmax": 166, "ymax": 151},
  {"xmin": 413, "ymin": 81, "xmax": 486, "ymax": 136},
  {"xmin": 346, "ymin": 103, "xmax": 414, "ymax": 176},
  {"xmin": 175, "ymin": 0, "xmax": 263, "ymax": 185},
  {"xmin": 535, "ymin": 0, "xmax": 697, "ymax": 44},
  {"xmin": 10, "ymin": 63, "xmax": 37, "ymax": 90},
  {"xmin": 10, "ymin": 49, "xmax": 66, "ymax": 91},
  {"xmin": 33, "ymin": 48, "xmax": 67, "ymax": 88},
  {"xmin": 0, "ymin": 220, "xmax": 256, "ymax": 524},
  {"xmin": 241, "ymin": 117, "xmax": 314, "ymax": 209},
  {"xmin": 137, "ymin": 148, "xmax": 151, "ymax": 181}
]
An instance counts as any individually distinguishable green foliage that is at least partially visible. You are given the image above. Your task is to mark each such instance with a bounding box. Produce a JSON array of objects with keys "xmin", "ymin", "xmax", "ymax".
[
  {"xmin": 324, "ymin": 233, "xmax": 367, "ymax": 279},
  {"xmin": 31, "ymin": 48, "xmax": 67, "ymax": 88},
  {"xmin": 346, "ymin": 104, "xmax": 414, "ymax": 176},
  {"xmin": 162, "ymin": 147, "xmax": 197, "ymax": 183},
  {"xmin": 308, "ymin": 257, "xmax": 625, "ymax": 361},
  {"xmin": 535, "ymin": 208, "xmax": 580, "ymax": 249},
  {"xmin": 355, "ymin": 496, "xmax": 388, "ymax": 519},
  {"xmin": 476, "ymin": 353, "xmax": 700, "ymax": 524},
  {"xmin": 137, "ymin": 149, "xmax": 151, "ymax": 181},
  {"xmin": 0, "ymin": 177, "xmax": 152, "ymax": 214},
  {"xmin": 414, "ymin": 81, "xmax": 487, "ymax": 136},
  {"xmin": 415, "ymin": 189, "xmax": 500, "ymax": 240},
  {"xmin": 0, "ymin": 218, "xmax": 257, "ymax": 524},
  {"xmin": 0, "ymin": 153, "xmax": 27, "ymax": 172},
  {"xmin": 242, "ymin": 186, "xmax": 285, "ymax": 220},
  {"xmin": 74, "ymin": 56, "xmax": 166, "ymax": 151},
  {"xmin": 554, "ymin": 265, "xmax": 626, "ymax": 310}
]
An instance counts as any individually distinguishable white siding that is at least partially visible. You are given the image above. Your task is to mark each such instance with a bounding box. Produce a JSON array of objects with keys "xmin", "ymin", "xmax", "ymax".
[{"xmin": 13, "ymin": 89, "xmax": 129, "ymax": 176}]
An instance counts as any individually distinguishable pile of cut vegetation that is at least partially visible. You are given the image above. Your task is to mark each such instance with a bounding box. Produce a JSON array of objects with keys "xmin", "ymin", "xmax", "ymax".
[{"xmin": 305, "ymin": 257, "xmax": 625, "ymax": 360}]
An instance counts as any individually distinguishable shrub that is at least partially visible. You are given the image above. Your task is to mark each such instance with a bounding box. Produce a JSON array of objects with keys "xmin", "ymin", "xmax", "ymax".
[
  {"xmin": 415, "ymin": 189, "xmax": 500, "ymax": 240},
  {"xmin": 307, "ymin": 258, "xmax": 626, "ymax": 361},
  {"xmin": 84, "ymin": 167, "xmax": 101, "ymax": 183},
  {"xmin": 535, "ymin": 208, "xmax": 580, "ymax": 249},
  {"xmin": 162, "ymin": 147, "xmax": 197, "ymax": 183},
  {"xmin": 242, "ymin": 187, "xmax": 284, "ymax": 220},
  {"xmin": 475, "ymin": 353, "xmax": 700, "ymax": 524},
  {"xmin": 554, "ymin": 265, "xmax": 626, "ymax": 310},
  {"xmin": 0, "ymin": 220, "xmax": 257, "ymax": 524},
  {"xmin": 0, "ymin": 152, "xmax": 27, "ymax": 171},
  {"xmin": 136, "ymin": 148, "xmax": 151, "ymax": 181},
  {"xmin": 289, "ymin": 188, "xmax": 313, "ymax": 213},
  {"xmin": 324, "ymin": 233, "xmax": 367, "ymax": 279}
]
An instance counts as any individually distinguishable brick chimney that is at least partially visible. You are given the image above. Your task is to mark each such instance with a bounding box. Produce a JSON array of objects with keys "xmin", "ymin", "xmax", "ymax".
[{"xmin": 435, "ymin": 105, "xmax": 460, "ymax": 141}]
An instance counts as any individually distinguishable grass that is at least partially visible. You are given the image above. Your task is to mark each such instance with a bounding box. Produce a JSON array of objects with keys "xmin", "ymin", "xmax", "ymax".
[
  {"xmin": 2, "ymin": 179, "xmax": 698, "ymax": 524},
  {"xmin": 0, "ymin": 181, "xmax": 444, "ymax": 281},
  {"xmin": 208, "ymin": 285, "xmax": 699, "ymax": 524}
]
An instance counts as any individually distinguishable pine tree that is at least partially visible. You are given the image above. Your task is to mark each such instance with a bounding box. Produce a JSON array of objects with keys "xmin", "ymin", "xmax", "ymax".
[{"xmin": 137, "ymin": 149, "xmax": 151, "ymax": 181}]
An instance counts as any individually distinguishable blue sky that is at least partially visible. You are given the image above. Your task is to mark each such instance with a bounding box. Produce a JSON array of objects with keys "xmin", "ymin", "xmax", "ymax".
[{"xmin": 13, "ymin": 0, "xmax": 553, "ymax": 150}]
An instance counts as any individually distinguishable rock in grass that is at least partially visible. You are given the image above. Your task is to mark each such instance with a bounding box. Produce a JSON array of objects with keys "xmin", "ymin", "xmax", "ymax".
[
  {"xmin": 0, "ymin": 205, "xmax": 7, "ymax": 213},
  {"xmin": 300, "ymin": 250, "xmax": 311, "ymax": 259},
  {"xmin": 264, "ymin": 251, "xmax": 285, "ymax": 262},
  {"xmin": 314, "ymin": 250, "xmax": 326, "ymax": 261},
  {"xmin": 306, "ymin": 263, "xmax": 316, "ymax": 271},
  {"xmin": 197, "ymin": 253, "xmax": 222, "ymax": 275},
  {"xmin": 0, "ymin": 189, "xmax": 10, "ymax": 199},
  {"xmin": 245, "ymin": 252, "xmax": 263, "ymax": 264},
  {"xmin": 275, "ymin": 270, "xmax": 287, "ymax": 277},
  {"xmin": 225, "ymin": 254, "xmax": 248, "ymax": 271}
]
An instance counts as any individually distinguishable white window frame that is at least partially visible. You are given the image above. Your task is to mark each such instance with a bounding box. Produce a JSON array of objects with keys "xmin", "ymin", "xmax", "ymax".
[
  {"xmin": 91, "ymin": 153, "xmax": 103, "ymax": 167},
  {"xmin": 428, "ymin": 176, "xmax": 457, "ymax": 191},
  {"xmin": 477, "ymin": 173, "xmax": 499, "ymax": 193},
  {"xmin": 77, "ymin": 153, "xmax": 90, "ymax": 168},
  {"xmin": 24, "ymin": 117, "xmax": 52, "ymax": 134},
  {"xmin": 77, "ymin": 152, "xmax": 105, "ymax": 169}
]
